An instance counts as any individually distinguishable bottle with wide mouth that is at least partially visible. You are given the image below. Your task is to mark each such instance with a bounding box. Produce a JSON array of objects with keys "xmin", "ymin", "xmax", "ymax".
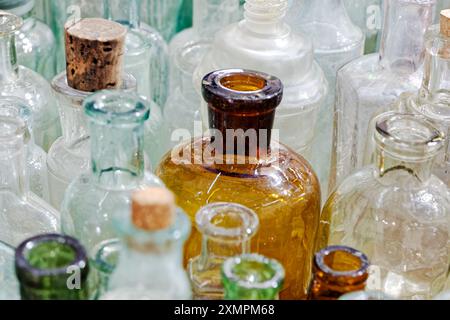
[
  {"xmin": 321, "ymin": 113, "xmax": 450, "ymax": 300},
  {"xmin": 15, "ymin": 234, "xmax": 90, "ymax": 300},
  {"xmin": 0, "ymin": 240, "xmax": 19, "ymax": 300},
  {"xmin": 140, "ymin": 0, "xmax": 184, "ymax": 41},
  {"xmin": 0, "ymin": 11, "xmax": 60, "ymax": 152},
  {"xmin": 157, "ymin": 69, "xmax": 322, "ymax": 300}
]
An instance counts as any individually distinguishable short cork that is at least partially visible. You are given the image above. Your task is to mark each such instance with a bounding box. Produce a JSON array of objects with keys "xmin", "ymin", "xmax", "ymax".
[{"xmin": 440, "ymin": 9, "xmax": 450, "ymax": 37}]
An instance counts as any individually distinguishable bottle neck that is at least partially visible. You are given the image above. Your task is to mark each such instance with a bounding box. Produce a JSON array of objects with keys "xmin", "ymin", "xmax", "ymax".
[
  {"xmin": 242, "ymin": 0, "xmax": 289, "ymax": 35},
  {"xmin": 0, "ymin": 34, "xmax": 19, "ymax": 83},
  {"xmin": 103, "ymin": 0, "xmax": 141, "ymax": 29},
  {"xmin": 193, "ymin": 0, "xmax": 240, "ymax": 39}
]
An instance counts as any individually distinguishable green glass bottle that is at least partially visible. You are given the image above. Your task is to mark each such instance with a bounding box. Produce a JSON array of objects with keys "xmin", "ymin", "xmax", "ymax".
[
  {"xmin": 222, "ymin": 254, "xmax": 285, "ymax": 300},
  {"xmin": 15, "ymin": 234, "xmax": 90, "ymax": 300}
]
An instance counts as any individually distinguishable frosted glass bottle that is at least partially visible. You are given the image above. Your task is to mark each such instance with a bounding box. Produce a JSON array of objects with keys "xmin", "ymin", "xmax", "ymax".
[
  {"xmin": 287, "ymin": 0, "xmax": 364, "ymax": 194},
  {"xmin": 194, "ymin": 0, "xmax": 328, "ymax": 160},
  {"xmin": 329, "ymin": 0, "xmax": 434, "ymax": 194},
  {"xmin": 0, "ymin": 11, "xmax": 60, "ymax": 152},
  {"xmin": 140, "ymin": 0, "xmax": 184, "ymax": 41},
  {"xmin": 0, "ymin": 241, "xmax": 19, "ymax": 300}
]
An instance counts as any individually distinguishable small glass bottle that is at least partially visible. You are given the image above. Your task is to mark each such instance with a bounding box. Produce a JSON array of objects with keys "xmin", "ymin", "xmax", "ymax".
[
  {"xmin": 102, "ymin": 187, "xmax": 192, "ymax": 300},
  {"xmin": 0, "ymin": 240, "xmax": 19, "ymax": 300},
  {"xmin": 321, "ymin": 113, "xmax": 450, "ymax": 300},
  {"xmin": 157, "ymin": 69, "xmax": 322, "ymax": 300},
  {"xmin": 61, "ymin": 90, "xmax": 164, "ymax": 295},
  {"xmin": 329, "ymin": 0, "xmax": 434, "ymax": 194},
  {"xmin": 140, "ymin": 0, "xmax": 184, "ymax": 41},
  {"xmin": 0, "ymin": 11, "xmax": 60, "ymax": 152},
  {"xmin": 189, "ymin": 203, "xmax": 259, "ymax": 300},
  {"xmin": 15, "ymin": 234, "xmax": 90, "ymax": 300},
  {"xmin": 308, "ymin": 246, "xmax": 369, "ymax": 300},
  {"xmin": 0, "ymin": 115, "xmax": 59, "ymax": 247},
  {"xmin": 222, "ymin": 254, "xmax": 285, "ymax": 300}
]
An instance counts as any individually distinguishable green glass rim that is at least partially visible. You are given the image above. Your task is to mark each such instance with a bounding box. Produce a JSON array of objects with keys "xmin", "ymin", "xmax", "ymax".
[{"xmin": 315, "ymin": 245, "xmax": 370, "ymax": 278}]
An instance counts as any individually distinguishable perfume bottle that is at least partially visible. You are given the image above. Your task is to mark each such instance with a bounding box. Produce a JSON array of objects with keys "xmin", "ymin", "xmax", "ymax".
[
  {"xmin": 102, "ymin": 188, "xmax": 192, "ymax": 300},
  {"xmin": 0, "ymin": 0, "xmax": 57, "ymax": 80},
  {"xmin": 329, "ymin": 0, "xmax": 434, "ymax": 194},
  {"xmin": 0, "ymin": 115, "xmax": 59, "ymax": 247},
  {"xmin": 321, "ymin": 113, "xmax": 450, "ymax": 300},
  {"xmin": 0, "ymin": 97, "xmax": 49, "ymax": 201},
  {"xmin": 0, "ymin": 11, "xmax": 60, "ymax": 152},
  {"xmin": 15, "ymin": 234, "xmax": 90, "ymax": 300},
  {"xmin": 0, "ymin": 240, "xmax": 19, "ymax": 300},
  {"xmin": 222, "ymin": 254, "xmax": 285, "ymax": 300},
  {"xmin": 287, "ymin": 0, "xmax": 365, "ymax": 194},
  {"xmin": 157, "ymin": 69, "xmax": 322, "ymax": 300},
  {"xmin": 194, "ymin": 0, "xmax": 328, "ymax": 160},
  {"xmin": 189, "ymin": 203, "xmax": 259, "ymax": 300},
  {"xmin": 61, "ymin": 90, "xmax": 164, "ymax": 295},
  {"xmin": 140, "ymin": 0, "xmax": 184, "ymax": 41},
  {"xmin": 308, "ymin": 246, "xmax": 369, "ymax": 300}
]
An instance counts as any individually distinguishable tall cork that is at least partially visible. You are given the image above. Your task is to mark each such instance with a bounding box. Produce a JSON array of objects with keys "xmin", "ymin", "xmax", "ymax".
[
  {"xmin": 64, "ymin": 18, "xmax": 127, "ymax": 92},
  {"xmin": 440, "ymin": 9, "xmax": 450, "ymax": 37},
  {"xmin": 131, "ymin": 188, "xmax": 176, "ymax": 231}
]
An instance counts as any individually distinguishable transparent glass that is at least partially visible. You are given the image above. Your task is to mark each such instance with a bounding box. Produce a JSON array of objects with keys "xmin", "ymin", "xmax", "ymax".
[
  {"xmin": 287, "ymin": 0, "xmax": 364, "ymax": 194},
  {"xmin": 176, "ymin": 0, "xmax": 193, "ymax": 33},
  {"xmin": 189, "ymin": 203, "xmax": 259, "ymax": 300},
  {"xmin": 321, "ymin": 113, "xmax": 450, "ymax": 300},
  {"xmin": 102, "ymin": 209, "xmax": 192, "ymax": 300},
  {"xmin": 194, "ymin": 0, "xmax": 328, "ymax": 161},
  {"xmin": 0, "ymin": 116, "xmax": 59, "ymax": 247},
  {"xmin": 140, "ymin": 0, "xmax": 184, "ymax": 41},
  {"xmin": 435, "ymin": 0, "xmax": 450, "ymax": 22},
  {"xmin": 0, "ymin": 240, "xmax": 19, "ymax": 300},
  {"xmin": 60, "ymin": 91, "xmax": 164, "ymax": 297},
  {"xmin": 339, "ymin": 290, "xmax": 394, "ymax": 300},
  {"xmin": 329, "ymin": 0, "xmax": 434, "ymax": 194},
  {"xmin": 0, "ymin": 11, "xmax": 60, "ymax": 152}
]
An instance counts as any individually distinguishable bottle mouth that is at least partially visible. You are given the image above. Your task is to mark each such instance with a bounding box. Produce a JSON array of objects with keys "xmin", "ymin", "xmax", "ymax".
[
  {"xmin": 0, "ymin": 115, "xmax": 26, "ymax": 145},
  {"xmin": 0, "ymin": 97, "xmax": 31, "ymax": 126},
  {"xmin": 0, "ymin": 10, "xmax": 23, "ymax": 36},
  {"xmin": 244, "ymin": 0, "xmax": 289, "ymax": 22}
]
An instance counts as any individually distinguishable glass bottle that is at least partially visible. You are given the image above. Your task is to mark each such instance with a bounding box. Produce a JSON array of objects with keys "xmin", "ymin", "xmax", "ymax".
[
  {"xmin": 222, "ymin": 254, "xmax": 285, "ymax": 300},
  {"xmin": 0, "ymin": 115, "xmax": 59, "ymax": 247},
  {"xmin": 321, "ymin": 113, "xmax": 450, "ymax": 300},
  {"xmin": 0, "ymin": 240, "xmax": 19, "ymax": 300},
  {"xmin": 102, "ymin": 187, "xmax": 192, "ymax": 300},
  {"xmin": 140, "ymin": 0, "xmax": 184, "ymax": 41},
  {"xmin": 189, "ymin": 203, "xmax": 259, "ymax": 300},
  {"xmin": 329, "ymin": 0, "xmax": 434, "ymax": 194},
  {"xmin": 0, "ymin": 97, "xmax": 49, "ymax": 201},
  {"xmin": 287, "ymin": 0, "xmax": 365, "ymax": 194},
  {"xmin": 61, "ymin": 90, "xmax": 164, "ymax": 296},
  {"xmin": 157, "ymin": 69, "xmax": 322, "ymax": 300},
  {"xmin": 15, "ymin": 234, "xmax": 90, "ymax": 300},
  {"xmin": 0, "ymin": 11, "xmax": 60, "ymax": 152},
  {"xmin": 176, "ymin": 0, "xmax": 193, "ymax": 33},
  {"xmin": 194, "ymin": 0, "xmax": 328, "ymax": 160},
  {"xmin": 308, "ymin": 246, "xmax": 369, "ymax": 300}
]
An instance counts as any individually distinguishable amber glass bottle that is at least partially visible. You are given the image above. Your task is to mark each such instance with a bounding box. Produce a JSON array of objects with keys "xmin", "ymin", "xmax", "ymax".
[
  {"xmin": 308, "ymin": 246, "xmax": 370, "ymax": 300},
  {"xmin": 157, "ymin": 69, "xmax": 321, "ymax": 299}
]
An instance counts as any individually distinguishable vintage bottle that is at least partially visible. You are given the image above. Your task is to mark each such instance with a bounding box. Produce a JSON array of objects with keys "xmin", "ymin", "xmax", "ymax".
[
  {"xmin": 102, "ymin": 188, "xmax": 191, "ymax": 300},
  {"xmin": 15, "ymin": 234, "xmax": 90, "ymax": 300},
  {"xmin": 329, "ymin": 0, "xmax": 434, "ymax": 194},
  {"xmin": 140, "ymin": 0, "xmax": 184, "ymax": 41},
  {"xmin": 61, "ymin": 90, "xmax": 163, "ymax": 295},
  {"xmin": 157, "ymin": 69, "xmax": 322, "ymax": 299},
  {"xmin": 189, "ymin": 203, "xmax": 259, "ymax": 300},
  {"xmin": 0, "ymin": 115, "xmax": 59, "ymax": 247},
  {"xmin": 321, "ymin": 113, "xmax": 450, "ymax": 300},
  {"xmin": 287, "ymin": 0, "xmax": 365, "ymax": 193},
  {"xmin": 222, "ymin": 254, "xmax": 285, "ymax": 300},
  {"xmin": 0, "ymin": 11, "xmax": 60, "ymax": 152},
  {"xmin": 194, "ymin": 0, "xmax": 327, "ymax": 161},
  {"xmin": 308, "ymin": 246, "xmax": 369, "ymax": 300},
  {"xmin": 0, "ymin": 240, "xmax": 19, "ymax": 300}
]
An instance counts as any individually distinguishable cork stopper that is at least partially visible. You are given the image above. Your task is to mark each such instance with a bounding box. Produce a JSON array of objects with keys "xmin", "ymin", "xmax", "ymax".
[
  {"xmin": 131, "ymin": 188, "xmax": 176, "ymax": 231},
  {"xmin": 440, "ymin": 9, "xmax": 450, "ymax": 37},
  {"xmin": 64, "ymin": 18, "xmax": 127, "ymax": 92}
]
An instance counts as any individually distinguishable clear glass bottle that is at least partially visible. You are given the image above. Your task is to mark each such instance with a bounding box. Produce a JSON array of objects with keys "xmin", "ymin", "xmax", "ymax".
[
  {"xmin": 287, "ymin": 0, "xmax": 365, "ymax": 194},
  {"xmin": 0, "ymin": 0, "xmax": 57, "ymax": 80},
  {"xmin": 308, "ymin": 246, "xmax": 369, "ymax": 300},
  {"xmin": 194, "ymin": 0, "xmax": 328, "ymax": 160},
  {"xmin": 157, "ymin": 69, "xmax": 322, "ymax": 300},
  {"xmin": 15, "ymin": 234, "xmax": 90, "ymax": 300},
  {"xmin": 329, "ymin": 0, "xmax": 434, "ymax": 194},
  {"xmin": 140, "ymin": 0, "xmax": 184, "ymax": 41},
  {"xmin": 0, "ymin": 240, "xmax": 19, "ymax": 300},
  {"xmin": 321, "ymin": 113, "xmax": 450, "ymax": 300},
  {"xmin": 189, "ymin": 203, "xmax": 259, "ymax": 300},
  {"xmin": 102, "ymin": 188, "xmax": 192, "ymax": 300},
  {"xmin": 61, "ymin": 91, "xmax": 164, "ymax": 296},
  {"xmin": 0, "ymin": 11, "xmax": 60, "ymax": 152},
  {"xmin": 222, "ymin": 254, "xmax": 285, "ymax": 300},
  {"xmin": 0, "ymin": 97, "xmax": 49, "ymax": 201},
  {"xmin": 0, "ymin": 115, "xmax": 59, "ymax": 247}
]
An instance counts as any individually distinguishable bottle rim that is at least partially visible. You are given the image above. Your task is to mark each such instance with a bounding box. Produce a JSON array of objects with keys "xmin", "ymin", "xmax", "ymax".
[{"xmin": 0, "ymin": 10, "xmax": 23, "ymax": 36}]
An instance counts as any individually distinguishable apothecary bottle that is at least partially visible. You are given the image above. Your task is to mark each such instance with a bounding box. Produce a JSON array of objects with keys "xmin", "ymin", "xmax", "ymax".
[
  {"xmin": 189, "ymin": 203, "xmax": 259, "ymax": 300},
  {"xmin": 321, "ymin": 113, "xmax": 450, "ymax": 300},
  {"xmin": 222, "ymin": 254, "xmax": 285, "ymax": 300},
  {"xmin": 0, "ymin": 11, "xmax": 60, "ymax": 152},
  {"xmin": 15, "ymin": 234, "xmax": 90, "ymax": 300},
  {"xmin": 0, "ymin": 240, "xmax": 19, "ymax": 300},
  {"xmin": 102, "ymin": 188, "xmax": 192, "ymax": 300},
  {"xmin": 157, "ymin": 69, "xmax": 322, "ymax": 299}
]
